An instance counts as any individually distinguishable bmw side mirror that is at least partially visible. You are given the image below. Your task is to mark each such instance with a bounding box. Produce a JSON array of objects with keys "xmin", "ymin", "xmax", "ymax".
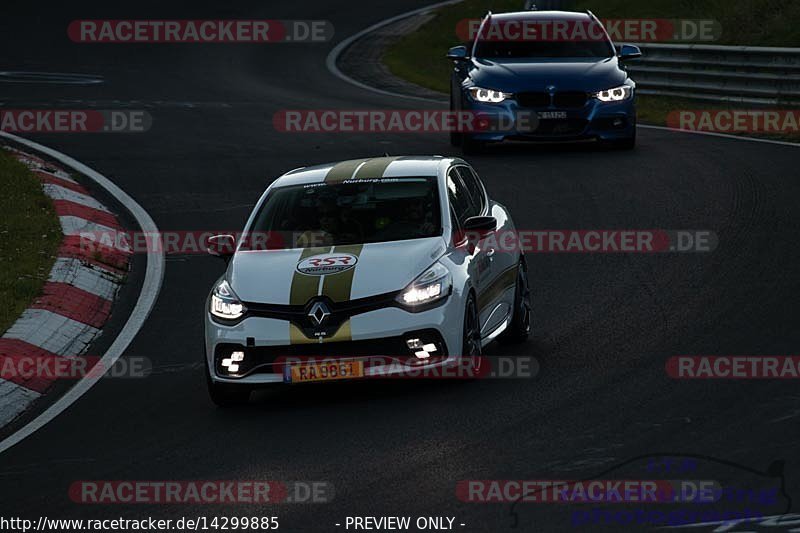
[
  {"xmin": 447, "ymin": 45, "xmax": 469, "ymax": 61},
  {"xmin": 207, "ymin": 234, "xmax": 236, "ymax": 260},
  {"xmin": 619, "ymin": 44, "xmax": 642, "ymax": 61}
]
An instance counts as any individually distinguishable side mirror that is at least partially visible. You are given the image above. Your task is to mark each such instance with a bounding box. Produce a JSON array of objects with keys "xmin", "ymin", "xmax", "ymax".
[
  {"xmin": 447, "ymin": 45, "xmax": 469, "ymax": 61},
  {"xmin": 207, "ymin": 234, "xmax": 236, "ymax": 259},
  {"xmin": 619, "ymin": 44, "xmax": 642, "ymax": 61},
  {"xmin": 463, "ymin": 215, "xmax": 497, "ymax": 237}
]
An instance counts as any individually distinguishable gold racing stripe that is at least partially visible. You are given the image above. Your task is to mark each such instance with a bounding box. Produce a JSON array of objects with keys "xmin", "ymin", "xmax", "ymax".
[
  {"xmin": 321, "ymin": 244, "xmax": 364, "ymax": 303},
  {"xmin": 289, "ymin": 247, "xmax": 330, "ymax": 306},
  {"xmin": 324, "ymin": 159, "xmax": 366, "ymax": 183},
  {"xmin": 289, "ymin": 245, "xmax": 362, "ymax": 344},
  {"xmin": 289, "ymin": 323, "xmax": 310, "ymax": 344},
  {"xmin": 353, "ymin": 156, "xmax": 401, "ymax": 180},
  {"xmin": 477, "ymin": 265, "xmax": 518, "ymax": 313}
]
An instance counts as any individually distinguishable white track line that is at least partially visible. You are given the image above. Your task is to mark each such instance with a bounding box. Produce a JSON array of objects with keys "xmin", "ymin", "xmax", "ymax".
[
  {"xmin": 325, "ymin": 1, "xmax": 800, "ymax": 149},
  {"xmin": 0, "ymin": 131, "xmax": 164, "ymax": 455},
  {"xmin": 638, "ymin": 124, "xmax": 800, "ymax": 148},
  {"xmin": 325, "ymin": 0, "xmax": 465, "ymax": 103}
]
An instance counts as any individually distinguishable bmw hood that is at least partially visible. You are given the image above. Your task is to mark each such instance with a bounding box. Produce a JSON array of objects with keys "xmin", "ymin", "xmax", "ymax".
[
  {"xmin": 227, "ymin": 237, "xmax": 447, "ymax": 304},
  {"xmin": 468, "ymin": 57, "xmax": 627, "ymax": 93}
]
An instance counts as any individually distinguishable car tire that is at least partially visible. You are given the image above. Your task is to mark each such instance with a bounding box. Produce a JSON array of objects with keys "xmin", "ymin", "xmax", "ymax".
[
  {"xmin": 206, "ymin": 363, "xmax": 251, "ymax": 407},
  {"xmin": 463, "ymin": 293, "xmax": 482, "ymax": 373},
  {"xmin": 499, "ymin": 258, "xmax": 532, "ymax": 344}
]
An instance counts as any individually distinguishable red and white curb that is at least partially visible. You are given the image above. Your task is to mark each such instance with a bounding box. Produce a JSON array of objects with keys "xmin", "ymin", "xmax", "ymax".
[
  {"xmin": 0, "ymin": 146, "xmax": 133, "ymax": 427},
  {"xmin": 0, "ymin": 132, "xmax": 162, "ymax": 455}
]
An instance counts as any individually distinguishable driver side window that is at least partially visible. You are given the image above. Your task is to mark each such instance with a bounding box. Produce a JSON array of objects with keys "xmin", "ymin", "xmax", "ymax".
[{"xmin": 447, "ymin": 167, "xmax": 478, "ymax": 226}]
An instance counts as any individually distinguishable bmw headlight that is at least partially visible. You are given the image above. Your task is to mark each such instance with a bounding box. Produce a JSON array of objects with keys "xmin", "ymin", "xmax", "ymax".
[
  {"xmin": 593, "ymin": 85, "xmax": 633, "ymax": 102},
  {"xmin": 469, "ymin": 87, "xmax": 513, "ymax": 104},
  {"xmin": 397, "ymin": 263, "xmax": 453, "ymax": 309},
  {"xmin": 210, "ymin": 279, "xmax": 247, "ymax": 320}
]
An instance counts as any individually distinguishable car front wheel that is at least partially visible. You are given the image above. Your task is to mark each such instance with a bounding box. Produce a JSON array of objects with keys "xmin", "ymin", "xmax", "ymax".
[
  {"xmin": 499, "ymin": 258, "xmax": 532, "ymax": 344},
  {"xmin": 463, "ymin": 293, "xmax": 483, "ymax": 373}
]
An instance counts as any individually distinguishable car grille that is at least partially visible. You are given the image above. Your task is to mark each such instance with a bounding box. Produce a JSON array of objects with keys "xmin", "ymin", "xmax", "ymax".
[
  {"xmin": 516, "ymin": 92, "xmax": 549, "ymax": 108},
  {"xmin": 516, "ymin": 91, "xmax": 589, "ymax": 109},
  {"xmin": 242, "ymin": 291, "xmax": 400, "ymax": 339}
]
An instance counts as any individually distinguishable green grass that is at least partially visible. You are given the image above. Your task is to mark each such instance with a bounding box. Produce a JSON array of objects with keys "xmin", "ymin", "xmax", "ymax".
[
  {"xmin": 574, "ymin": 0, "xmax": 800, "ymax": 47},
  {"xmin": 384, "ymin": 0, "xmax": 800, "ymax": 94},
  {"xmin": 636, "ymin": 95, "xmax": 800, "ymax": 141},
  {"xmin": 0, "ymin": 150, "xmax": 62, "ymax": 335},
  {"xmin": 384, "ymin": 0, "xmax": 519, "ymax": 94}
]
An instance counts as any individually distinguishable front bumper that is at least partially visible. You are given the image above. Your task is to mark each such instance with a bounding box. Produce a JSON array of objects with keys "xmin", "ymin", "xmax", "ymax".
[
  {"xmin": 205, "ymin": 301, "xmax": 464, "ymax": 385},
  {"xmin": 461, "ymin": 91, "xmax": 636, "ymax": 142}
]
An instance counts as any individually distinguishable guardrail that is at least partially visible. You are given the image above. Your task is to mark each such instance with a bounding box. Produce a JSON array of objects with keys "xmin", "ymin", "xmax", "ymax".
[
  {"xmin": 627, "ymin": 43, "xmax": 800, "ymax": 106},
  {"xmin": 522, "ymin": 0, "xmax": 800, "ymax": 105}
]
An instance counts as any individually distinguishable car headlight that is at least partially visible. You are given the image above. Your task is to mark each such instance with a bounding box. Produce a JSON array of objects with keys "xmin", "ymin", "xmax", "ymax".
[
  {"xmin": 469, "ymin": 87, "xmax": 513, "ymax": 103},
  {"xmin": 210, "ymin": 279, "xmax": 247, "ymax": 320},
  {"xmin": 397, "ymin": 262, "xmax": 453, "ymax": 309},
  {"xmin": 593, "ymin": 85, "xmax": 633, "ymax": 102}
]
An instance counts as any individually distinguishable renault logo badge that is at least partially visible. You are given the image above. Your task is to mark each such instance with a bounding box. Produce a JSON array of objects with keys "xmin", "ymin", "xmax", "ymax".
[{"xmin": 308, "ymin": 301, "xmax": 331, "ymax": 326}]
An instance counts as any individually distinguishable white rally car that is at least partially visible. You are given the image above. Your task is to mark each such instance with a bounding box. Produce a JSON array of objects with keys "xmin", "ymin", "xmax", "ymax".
[{"xmin": 204, "ymin": 156, "xmax": 531, "ymax": 405}]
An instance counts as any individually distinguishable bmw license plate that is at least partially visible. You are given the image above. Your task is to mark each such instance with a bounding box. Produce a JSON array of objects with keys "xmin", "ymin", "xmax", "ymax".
[
  {"xmin": 286, "ymin": 360, "xmax": 364, "ymax": 384},
  {"xmin": 538, "ymin": 111, "xmax": 568, "ymax": 119}
]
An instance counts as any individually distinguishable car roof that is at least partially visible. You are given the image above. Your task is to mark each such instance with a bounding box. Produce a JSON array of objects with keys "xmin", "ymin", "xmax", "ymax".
[
  {"xmin": 272, "ymin": 156, "xmax": 460, "ymax": 187},
  {"xmin": 487, "ymin": 10, "xmax": 593, "ymax": 23}
]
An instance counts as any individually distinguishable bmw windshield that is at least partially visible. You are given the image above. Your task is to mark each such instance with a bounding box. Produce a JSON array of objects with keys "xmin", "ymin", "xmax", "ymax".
[
  {"xmin": 473, "ymin": 19, "xmax": 615, "ymax": 59},
  {"xmin": 248, "ymin": 177, "xmax": 442, "ymax": 249}
]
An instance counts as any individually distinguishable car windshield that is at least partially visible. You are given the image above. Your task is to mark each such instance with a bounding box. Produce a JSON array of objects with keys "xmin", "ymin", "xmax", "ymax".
[
  {"xmin": 248, "ymin": 177, "xmax": 442, "ymax": 249},
  {"xmin": 473, "ymin": 19, "xmax": 615, "ymax": 59}
]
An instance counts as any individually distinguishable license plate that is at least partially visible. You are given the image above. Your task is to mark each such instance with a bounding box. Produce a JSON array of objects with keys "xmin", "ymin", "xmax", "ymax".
[
  {"xmin": 538, "ymin": 111, "xmax": 567, "ymax": 119},
  {"xmin": 286, "ymin": 360, "xmax": 364, "ymax": 384}
]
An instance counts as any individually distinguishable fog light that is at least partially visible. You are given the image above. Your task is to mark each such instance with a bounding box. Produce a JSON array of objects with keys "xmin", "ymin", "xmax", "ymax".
[
  {"xmin": 406, "ymin": 338, "xmax": 423, "ymax": 350},
  {"xmin": 221, "ymin": 351, "xmax": 245, "ymax": 374},
  {"xmin": 412, "ymin": 341, "xmax": 439, "ymax": 360}
]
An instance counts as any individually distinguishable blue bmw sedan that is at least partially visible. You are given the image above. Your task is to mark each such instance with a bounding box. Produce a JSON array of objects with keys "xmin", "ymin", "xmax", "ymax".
[{"xmin": 448, "ymin": 10, "xmax": 641, "ymax": 152}]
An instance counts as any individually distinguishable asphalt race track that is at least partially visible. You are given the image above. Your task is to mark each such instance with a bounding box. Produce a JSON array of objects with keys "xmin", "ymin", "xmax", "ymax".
[{"xmin": 1, "ymin": 1, "xmax": 799, "ymax": 531}]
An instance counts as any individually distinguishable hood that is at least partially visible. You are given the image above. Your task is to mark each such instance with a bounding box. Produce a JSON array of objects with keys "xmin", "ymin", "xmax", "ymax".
[
  {"xmin": 468, "ymin": 57, "xmax": 626, "ymax": 93},
  {"xmin": 228, "ymin": 237, "xmax": 447, "ymax": 304}
]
